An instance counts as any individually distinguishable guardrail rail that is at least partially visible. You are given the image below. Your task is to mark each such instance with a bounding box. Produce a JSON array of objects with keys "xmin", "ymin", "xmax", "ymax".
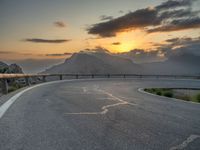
[{"xmin": 0, "ymin": 73, "xmax": 200, "ymax": 94}]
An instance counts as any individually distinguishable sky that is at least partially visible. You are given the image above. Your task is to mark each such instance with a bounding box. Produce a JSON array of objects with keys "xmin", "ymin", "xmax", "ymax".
[{"xmin": 0, "ymin": 0, "xmax": 200, "ymax": 72}]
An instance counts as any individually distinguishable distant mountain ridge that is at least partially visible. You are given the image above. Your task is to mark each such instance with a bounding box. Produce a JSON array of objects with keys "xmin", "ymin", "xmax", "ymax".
[
  {"xmin": 44, "ymin": 52, "xmax": 142, "ymax": 74},
  {"xmin": 43, "ymin": 51, "xmax": 200, "ymax": 75}
]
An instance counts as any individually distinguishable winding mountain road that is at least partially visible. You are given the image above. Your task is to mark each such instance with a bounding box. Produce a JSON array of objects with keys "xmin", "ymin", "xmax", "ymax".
[{"xmin": 0, "ymin": 79, "xmax": 200, "ymax": 150}]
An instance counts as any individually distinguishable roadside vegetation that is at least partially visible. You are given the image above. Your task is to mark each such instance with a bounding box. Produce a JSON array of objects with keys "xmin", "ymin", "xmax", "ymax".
[
  {"xmin": 7, "ymin": 82, "xmax": 24, "ymax": 93},
  {"xmin": 144, "ymin": 88, "xmax": 200, "ymax": 103}
]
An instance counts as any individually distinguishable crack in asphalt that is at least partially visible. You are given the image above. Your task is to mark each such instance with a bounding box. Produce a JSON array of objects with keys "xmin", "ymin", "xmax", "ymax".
[
  {"xmin": 170, "ymin": 134, "xmax": 200, "ymax": 150},
  {"xmin": 64, "ymin": 87, "xmax": 137, "ymax": 115}
]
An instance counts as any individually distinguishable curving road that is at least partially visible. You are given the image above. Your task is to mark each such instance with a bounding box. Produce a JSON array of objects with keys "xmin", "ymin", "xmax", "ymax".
[{"xmin": 0, "ymin": 79, "xmax": 200, "ymax": 150}]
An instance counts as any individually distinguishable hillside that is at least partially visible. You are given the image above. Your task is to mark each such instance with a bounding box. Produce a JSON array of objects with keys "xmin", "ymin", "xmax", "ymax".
[{"xmin": 44, "ymin": 52, "xmax": 142, "ymax": 74}]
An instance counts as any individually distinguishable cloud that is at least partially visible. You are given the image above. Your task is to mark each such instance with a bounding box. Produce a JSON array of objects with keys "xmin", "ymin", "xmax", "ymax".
[
  {"xmin": 157, "ymin": 36, "xmax": 200, "ymax": 57},
  {"xmin": 87, "ymin": 0, "xmax": 199, "ymax": 37},
  {"xmin": 119, "ymin": 49, "xmax": 165, "ymax": 63},
  {"xmin": 88, "ymin": 7, "xmax": 159, "ymax": 37},
  {"xmin": 147, "ymin": 18, "xmax": 200, "ymax": 33},
  {"xmin": 0, "ymin": 51, "xmax": 34, "ymax": 56},
  {"xmin": 24, "ymin": 38, "xmax": 71, "ymax": 43},
  {"xmin": 82, "ymin": 46, "xmax": 110, "ymax": 53},
  {"xmin": 46, "ymin": 52, "xmax": 72, "ymax": 56},
  {"xmin": 156, "ymin": 0, "xmax": 194, "ymax": 10},
  {"xmin": 0, "ymin": 51, "xmax": 16, "ymax": 54},
  {"xmin": 99, "ymin": 15, "xmax": 114, "ymax": 21},
  {"xmin": 118, "ymin": 35, "xmax": 200, "ymax": 63},
  {"xmin": 112, "ymin": 42, "xmax": 121, "ymax": 45},
  {"xmin": 54, "ymin": 21, "xmax": 66, "ymax": 28}
]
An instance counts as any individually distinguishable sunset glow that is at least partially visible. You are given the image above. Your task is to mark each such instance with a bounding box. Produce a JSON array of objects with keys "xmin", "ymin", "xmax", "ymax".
[{"xmin": 0, "ymin": 0, "xmax": 200, "ymax": 72}]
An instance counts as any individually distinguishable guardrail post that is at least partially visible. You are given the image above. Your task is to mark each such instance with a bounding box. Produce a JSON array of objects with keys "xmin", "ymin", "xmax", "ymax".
[
  {"xmin": 1, "ymin": 79, "xmax": 8, "ymax": 94},
  {"xmin": 76, "ymin": 74, "xmax": 78, "ymax": 79},
  {"xmin": 59, "ymin": 75, "xmax": 63, "ymax": 80},
  {"xmin": 42, "ymin": 76, "xmax": 46, "ymax": 82},
  {"xmin": 91, "ymin": 74, "xmax": 94, "ymax": 78},
  {"xmin": 25, "ymin": 77, "xmax": 30, "ymax": 86},
  {"xmin": 123, "ymin": 74, "xmax": 126, "ymax": 78},
  {"xmin": 107, "ymin": 74, "xmax": 110, "ymax": 78}
]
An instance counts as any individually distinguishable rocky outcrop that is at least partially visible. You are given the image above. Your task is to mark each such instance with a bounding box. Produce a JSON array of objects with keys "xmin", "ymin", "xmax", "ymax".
[{"xmin": 0, "ymin": 62, "xmax": 23, "ymax": 73}]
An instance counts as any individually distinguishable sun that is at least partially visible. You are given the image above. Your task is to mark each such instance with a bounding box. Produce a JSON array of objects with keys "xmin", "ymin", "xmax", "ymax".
[
  {"xmin": 118, "ymin": 42, "xmax": 135, "ymax": 53},
  {"xmin": 109, "ymin": 41, "xmax": 136, "ymax": 53}
]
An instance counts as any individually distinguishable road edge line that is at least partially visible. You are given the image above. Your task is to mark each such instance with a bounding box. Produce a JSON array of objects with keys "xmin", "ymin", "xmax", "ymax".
[{"xmin": 0, "ymin": 79, "xmax": 101, "ymax": 119}]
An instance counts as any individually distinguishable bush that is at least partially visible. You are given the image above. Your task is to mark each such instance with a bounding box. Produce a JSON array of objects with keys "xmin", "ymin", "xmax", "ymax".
[
  {"xmin": 8, "ymin": 86, "xmax": 18, "ymax": 93},
  {"xmin": 7, "ymin": 82, "xmax": 23, "ymax": 93},
  {"xmin": 176, "ymin": 95, "xmax": 190, "ymax": 101},
  {"xmin": 196, "ymin": 93, "xmax": 200, "ymax": 102},
  {"xmin": 163, "ymin": 91, "xmax": 173, "ymax": 98},
  {"xmin": 156, "ymin": 91, "xmax": 162, "ymax": 96}
]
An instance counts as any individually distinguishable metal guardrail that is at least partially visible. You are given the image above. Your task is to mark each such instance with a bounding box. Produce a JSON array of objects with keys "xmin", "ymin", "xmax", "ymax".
[{"xmin": 0, "ymin": 73, "xmax": 200, "ymax": 94}]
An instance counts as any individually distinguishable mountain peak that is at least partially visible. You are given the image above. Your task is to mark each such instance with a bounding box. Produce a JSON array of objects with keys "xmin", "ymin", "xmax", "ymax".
[{"xmin": 45, "ymin": 51, "xmax": 141, "ymax": 74}]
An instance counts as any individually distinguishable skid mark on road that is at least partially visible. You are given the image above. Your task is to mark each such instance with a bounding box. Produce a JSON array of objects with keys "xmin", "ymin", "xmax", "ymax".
[
  {"xmin": 64, "ymin": 87, "xmax": 137, "ymax": 115},
  {"xmin": 170, "ymin": 134, "xmax": 200, "ymax": 150}
]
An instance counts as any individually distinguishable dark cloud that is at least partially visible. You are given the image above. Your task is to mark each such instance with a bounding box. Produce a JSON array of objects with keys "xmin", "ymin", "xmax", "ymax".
[
  {"xmin": 112, "ymin": 42, "xmax": 121, "ymax": 45},
  {"xmin": 148, "ymin": 17, "xmax": 200, "ymax": 33},
  {"xmin": 158, "ymin": 9, "xmax": 198, "ymax": 20},
  {"xmin": 88, "ymin": 8, "xmax": 159, "ymax": 37},
  {"xmin": 87, "ymin": 0, "xmax": 199, "ymax": 37},
  {"xmin": 54, "ymin": 21, "xmax": 66, "ymax": 28},
  {"xmin": 82, "ymin": 46, "xmax": 110, "ymax": 53},
  {"xmin": 0, "ymin": 51, "xmax": 34, "ymax": 56},
  {"xmin": 157, "ymin": 36, "xmax": 200, "ymax": 57},
  {"xmin": 24, "ymin": 38, "xmax": 71, "ymax": 43},
  {"xmin": 100, "ymin": 15, "xmax": 113, "ymax": 21},
  {"xmin": 0, "ymin": 51, "xmax": 15, "ymax": 54},
  {"xmin": 156, "ymin": 0, "xmax": 194, "ymax": 10},
  {"xmin": 165, "ymin": 38, "xmax": 180, "ymax": 43},
  {"xmin": 46, "ymin": 52, "xmax": 72, "ymax": 56}
]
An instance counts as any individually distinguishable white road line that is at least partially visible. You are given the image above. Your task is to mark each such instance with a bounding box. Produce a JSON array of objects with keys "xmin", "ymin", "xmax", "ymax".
[
  {"xmin": 170, "ymin": 134, "xmax": 200, "ymax": 150},
  {"xmin": 0, "ymin": 79, "xmax": 101, "ymax": 119},
  {"xmin": 65, "ymin": 88, "xmax": 137, "ymax": 115},
  {"xmin": 0, "ymin": 84, "xmax": 40, "ymax": 119}
]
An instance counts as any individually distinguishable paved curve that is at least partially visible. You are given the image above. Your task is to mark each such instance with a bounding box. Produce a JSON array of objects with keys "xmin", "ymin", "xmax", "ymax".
[{"xmin": 0, "ymin": 79, "xmax": 200, "ymax": 150}]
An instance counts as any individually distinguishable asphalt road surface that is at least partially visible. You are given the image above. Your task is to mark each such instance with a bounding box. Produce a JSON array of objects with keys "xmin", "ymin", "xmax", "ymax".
[{"xmin": 0, "ymin": 78, "xmax": 200, "ymax": 150}]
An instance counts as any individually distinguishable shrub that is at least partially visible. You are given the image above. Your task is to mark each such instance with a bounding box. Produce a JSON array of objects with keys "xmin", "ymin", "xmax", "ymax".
[
  {"xmin": 196, "ymin": 93, "xmax": 200, "ymax": 102},
  {"xmin": 8, "ymin": 86, "xmax": 18, "ymax": 93},
  {"xmin": 163, "ymin": 91, "xmax": 173, "ymax": 98},
  {"xmin": 177, "ymin": 95, "xmax": 190, "ymax": 101},
  {"xmin": 156, "ymin": 91, "xmax": 162, "ymax": 96}
]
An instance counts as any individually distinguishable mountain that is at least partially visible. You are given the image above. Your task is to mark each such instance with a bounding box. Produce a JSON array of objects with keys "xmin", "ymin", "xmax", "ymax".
[
  {"xmin": 142, "ymin": 53, "xmax": 200, "ymax": 75},
  {"xmin": 0, "ymin": 61, "xmax": 23, "ymax": 73},
  {"xmin": 0, "ymin": 61, "xmax": 8, "ymax": 68},
  {"xmin": 44, "ymin": 52, "xmax": 142, "ymax": 74},
  {"xmin": 43, "ymin": 51, "xmax": 200, "ymax": 75}
]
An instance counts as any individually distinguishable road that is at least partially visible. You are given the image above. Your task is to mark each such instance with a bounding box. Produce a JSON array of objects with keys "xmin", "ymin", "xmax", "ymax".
[{"xmin": 0, "ymin": 78, "xmax": 200, "ymax": 150}]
